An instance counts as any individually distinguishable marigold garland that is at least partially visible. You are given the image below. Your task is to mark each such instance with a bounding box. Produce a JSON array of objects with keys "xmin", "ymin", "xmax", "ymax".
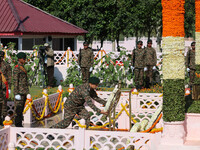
[
  {"xmin": 195, "ymin": 0, "xmax": 200, "ymax": 32},
  {"xmin": 162, "ymin": 0, "xmax": 185, "ymax": 37},
  {"xmin": 195, "ymin": 32, "xmax": 200, "ymax": 65}
]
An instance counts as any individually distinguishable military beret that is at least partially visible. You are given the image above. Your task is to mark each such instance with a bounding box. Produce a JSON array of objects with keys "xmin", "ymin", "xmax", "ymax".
[
  {"xmin": 137, "ymin": 41, "xmax": 143, "ymax": 45},
  {"xmin": 83, "ymin": 41, "xmax": 89, "ymax": 46},
  {"xmin": 191, "ymin": 42, "xmax": 195, "ymax": 46},
  {"xmin": 89, "ymin": 77, "xmax": 100, "ymax": 84},
  {"xmin": 147, "ymin": 39, "xmax": 152, "ymax": 44},
  {"xmin": 0, "ymin": 51, "xmax": 5, "ymax": 57},
  {"xmin": 16, "ymin": 52, "xmax": 26, "ymax": 59}
]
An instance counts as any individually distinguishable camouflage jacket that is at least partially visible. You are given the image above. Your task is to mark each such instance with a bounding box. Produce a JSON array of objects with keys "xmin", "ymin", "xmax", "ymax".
[
  {"xmin": 0, "ymin": 72, "xmax": 3, "ymax": 101},
  {"xmin": 13, "ymin": 63, "xmax": 29, "ymax": 95},
  {"xmin": 0, "ymin": 60, "xmax": 12, "ymax": 89},
  {"xmin": 65, "ymin": 83, "xmax": 106, "ymax": 113},
  {"xmin": 186, "ymin": 49, "xmax": 195, "ymax": 69},
  {"xmin": 145, "ymin": 47, "xmax": 157, "ymax": 66},
  {"xmin": 78, "ymin": 47, "xmax": 94, "ymax": 68},
  {"xmin": 131, "ymin": 48, "xmax": 146, "ymax": 68}
]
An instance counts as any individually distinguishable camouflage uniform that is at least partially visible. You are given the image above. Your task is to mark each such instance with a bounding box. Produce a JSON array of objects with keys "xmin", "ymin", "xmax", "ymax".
[
  {"xmin": 51, "ymin": 83, "xmax": 106, "ymax": 129},
  {"xmin": 13, "ymin": 63, "xmax": 29, "ymax": 127},
  {"xmin": 78, "ymin": 47, "xmax": 94, "ymax": 83},
  {"xmin": 0, "ymin": 60, "xmax": 12, "ymax": 118},
  {"xmin": 186, "ymin": 49, "xmax": 195, "ymax": 85},
  {"xmin": 144, "ymin": 47, "xmax": 157, "ymax": 86},
  {"xmin": 0, "ymin": 72, "xmax": 3, "ymax": 125},
  {"xmin": 131, "ymin": 48, "xmax": 146, "ymax": 88}
]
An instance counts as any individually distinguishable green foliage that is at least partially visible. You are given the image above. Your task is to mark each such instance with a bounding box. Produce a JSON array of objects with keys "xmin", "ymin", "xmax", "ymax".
[
  {"xmin": 163, "ymin": 79, "xmax": 185, "ymax": 122},
  {"xmin": 92, "ymin": 50, "xmax": 134, "ymax": 88},
  {"xmin": 62, "ymin": 59, "xmax": 82, "ymax": 87},
  {"xmin": 194, "ymin": 65, "xmax": 200, "ymax": 84},
  {"xmin": 185, "ymin": 94, "xmax": 200, "ymax": 113}
]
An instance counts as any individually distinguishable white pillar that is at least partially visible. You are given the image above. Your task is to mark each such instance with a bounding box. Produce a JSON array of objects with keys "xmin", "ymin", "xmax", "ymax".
[
  {"xmin": 23, "ymin": 94, "xmax": 32, "ymax": 126},
  {"xmin": 74, "ymin": 37, "xmax": 77, "ymax": 51},
  {"xmin": 118, "ymin": 100, "xmax": 129, "ymax": 129},
  {"xmin": 8, "ymin": 142, "xmax": 15, "ymax": 150},
  {"xmin": 75, "ymin": 119, "xmax": 85, "ymax": 149},
  {"xmin": 18, "ymin": 37, "xmax": 22, "ymax": 50}
]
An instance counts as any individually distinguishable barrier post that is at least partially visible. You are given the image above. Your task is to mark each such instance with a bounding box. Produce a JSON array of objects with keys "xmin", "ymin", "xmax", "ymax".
[
  {"xmin": 118, "ymin": 100, "xmax": 129, "ymax": 129},
  {"xmin": 75, "ymin": 119, "xmax": 85, "ymax": 149},
  {"xmin": 58, "ymin": 85, "xmax": 63, "ymax": 112},
  {"xmin": 8, "ymin": 142, "xmax": 15, "ymax": 150},
  {"xmin": 23, "ymin": 94, "xmax": 32, "ymax": 125}
]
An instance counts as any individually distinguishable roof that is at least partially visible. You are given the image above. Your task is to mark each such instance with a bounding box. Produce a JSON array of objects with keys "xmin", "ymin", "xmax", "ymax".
[{"xmin": 0, "ymin": 0, "xmax": 87, "ymax": 35}]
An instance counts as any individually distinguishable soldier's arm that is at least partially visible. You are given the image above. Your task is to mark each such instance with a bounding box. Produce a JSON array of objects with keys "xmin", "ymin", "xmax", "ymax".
[
  {"xmin": 153, "ymin": 49, "xmax": 157, "ymax": 66},
  {"xmin": 90, "ymin": 50, "xmax": 94, "ymax": 67},
  {"xmin": 93, "ymin": 97, "xmax": 107, "ymax": 106},
  {"xmin": 185, "ymin": 50, "xmax": 189, "ymax": 67},
  {"xmin": 13, "ymin": 67, "xmax": 19, "ymax": 95},
  {"xmin": 131, "ymin": 50, "xmax": 135, "ymax": 66},
  {"xmin": 45, "ymin": 48, "xmax": 54, "ymax": 57},
  {"xmin": 82, "ymin": 91, "xmax": 101, "ymax": 113},
  {"xmin": 7, "ymin": 64, "xmax": 12, "ymax": 89}
]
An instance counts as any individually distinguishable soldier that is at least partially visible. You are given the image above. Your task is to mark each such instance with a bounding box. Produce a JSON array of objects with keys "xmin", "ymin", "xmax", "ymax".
[
  {"xmin": 0, "ymin": 61, "xmax": 4, "ymax": 125},
  {"xmin": 144, "ymin": 39, "xmax": 157, "ymax": 88},
  {"xmin": 51, "ymin": 76, "xmax": 108, "ymax": 129},
  {"xmin": 131, "ymin": 41, "xmax": 146, "ymax": 90},
  {"xmin": 0, "ymin": 51, "xmax": 12, "ymax": 120},
  {"xmin": 43, "ymin": 43, "xmax": 54, "ymax": 88},
  {"xmin": 78, "ymin": 42, "xmax": 94, "ymax": 84},
  {"xmin": 13, "ymin": 52, "xmax": 29, "ymax": 127},
  {"xmin": 186, "ymin": 42, "xmax": 196, "ymax": 87}
]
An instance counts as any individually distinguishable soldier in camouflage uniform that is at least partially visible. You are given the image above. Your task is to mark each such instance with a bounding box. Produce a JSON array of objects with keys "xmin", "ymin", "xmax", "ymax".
[
  {"xmin": 144, "ymin": 39, "xmax": 157, "ymax": 88},
  {"xmin": 13, "ymin": 52, "xmax": 29, "ymax": 127},
  {"xmin": 0, "ymin": 58, "xmax": 4, "ymax": 125},
  {"xmin": 0, "ymin": 51, "xmax": 12, "ymax": 119},
  {"xmin": 131, "ymin": 41, "xmax": 146, "ymax": 90},
  {"xmin": 51, "ymin": 77, "xmax": 108, "ymax": 129},
  {"xmin": 186, "ymin": 42, "xmax": 196, "ymax": 86},
  {"xmin": 78, "ymin": 42, "xmax": 94, "ymax": 84}
]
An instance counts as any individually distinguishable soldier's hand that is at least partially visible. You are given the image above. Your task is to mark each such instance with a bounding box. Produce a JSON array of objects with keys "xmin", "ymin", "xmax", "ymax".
[
  {"xmin": 89, "ymin": 67, "xmax": 93, "ymax": 72},
  {"xmin": 187, "ymin": 68, "xmax": 190, "ymax": 72},
  {"xmin": 144, "ymin": 67, "xmax": 148, "ymax": 71},
  {"xmin": 100, "ymin": 110, "xmax": 108, "ymax": 115},
  {"xmin": 15, "ymin": 94, "xmax": 21, "ymax": 100}
]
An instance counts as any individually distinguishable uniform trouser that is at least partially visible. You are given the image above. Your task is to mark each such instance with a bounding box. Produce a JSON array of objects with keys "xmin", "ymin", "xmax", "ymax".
[
  {"xmin": 2, "ymin": 89, "xmax": 7, "ymax": 118},
  {"xmin": 134, "ymin": 68, "xmax": 144, "ymax": 88},
  {"xmin": 0, "ymin": 101, "xmax": 3, "ymax": 125},
  {"xmin": 81, "ymin": 67, "xmax": 91, "ymax": 84},
  {"xmin": 146, "ymin": 65, "xmax": 153, "ymax": 85},
  {"xmin": 51, "ymin": 104, "xmax": 90, "ymax": 129},
  {"xmin": 189, "ymin": 69, "xmax": 195, "ymax": 86},
  {"xmin": 47, "ymin": 66, "xmax": 54, "ymax": 87},
  {"xmin": 14, "ymin": 94, "xmax": 26, "ymax": 127}
]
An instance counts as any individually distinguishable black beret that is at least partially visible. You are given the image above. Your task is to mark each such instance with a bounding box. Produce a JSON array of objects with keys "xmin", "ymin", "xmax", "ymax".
[
  {"xmin": 83, "ymin": 41, "xmax": 89, "ymax": 45},
  {"xmin": 191, "ymin": 42, "xmax": 195, "ymax": 46},
  {"xmin": 89, "ymin": 77, "xmax": 100, "ymax": 84},
  {"xmin": 137, "ymin": 41, "xmax": 143, "ymax": 45},
  {"xmin": 147, "ymin": 39, "xmax": 152, "ymax": 44},
  {"xmin": 0, "ymin": 51, "xmax": 5, "ymax": 57},
  {"xmin": 16, "ymin": 52, "xmax": 26, "ymax": 59}
]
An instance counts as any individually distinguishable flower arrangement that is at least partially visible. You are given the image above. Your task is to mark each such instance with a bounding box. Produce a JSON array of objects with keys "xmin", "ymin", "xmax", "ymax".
[{"xmin": 162, "ymin": 0, "xmax": 185, "ymax": 122}]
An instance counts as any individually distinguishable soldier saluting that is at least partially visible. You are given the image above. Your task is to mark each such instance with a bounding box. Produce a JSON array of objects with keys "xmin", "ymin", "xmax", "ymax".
[
  {"xmin": 51, "ymin": 77, "xmax": 108, "ymax": 129},
  {"xmin": 78, "ymin": 42, "xmax": 94, "ymax": 84},
  {"xmin": 13, "ymin": 52, "xmax": 29, "ymax": 127}
]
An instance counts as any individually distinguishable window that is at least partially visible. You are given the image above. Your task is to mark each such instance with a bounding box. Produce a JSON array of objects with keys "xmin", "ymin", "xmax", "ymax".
[
  {"xmin": 1, "ymin": 38, "xmax": 18, "ymax": 50},
  {"xmin": 64, "ymin": 38, "xmax": 74, "ymax": 51},
  {"xmin": 52, "ymin": 38, "xmax": 63, "ymax": 50},
  {"xmin": 22, "ymin": 38, "xmax": 34, "ymax": 50}
]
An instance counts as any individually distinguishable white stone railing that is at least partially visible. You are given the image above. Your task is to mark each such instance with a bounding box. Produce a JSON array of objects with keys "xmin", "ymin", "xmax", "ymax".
[
  {"xmin": 0, "ymin": 127, "xmax": 10, "ymax": 150},
  {"xmin": 1, "ymin": 121, "xmax": 161, "ymax": 150},
  {"xmin": 6, "ymin": 86, "xmax": 62, "ymax": 125},
  {"xmin": 6, "ymin": 92, "xmax": 162, "ymax": 129}
]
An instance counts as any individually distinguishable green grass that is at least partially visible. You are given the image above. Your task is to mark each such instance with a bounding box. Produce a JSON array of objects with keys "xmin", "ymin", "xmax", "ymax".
[{"xmin": 9, "ymin": 86, "xmax": 69, "ymax": 101}]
